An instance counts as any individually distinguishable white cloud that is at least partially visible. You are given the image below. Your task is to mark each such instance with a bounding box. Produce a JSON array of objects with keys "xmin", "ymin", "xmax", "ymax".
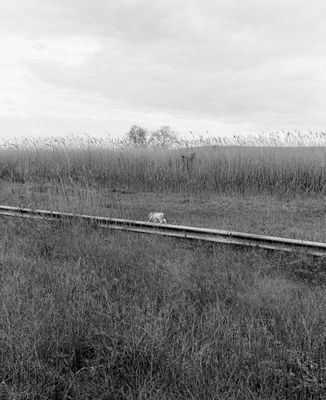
[
  {"xmin": 0, "ymin": 35, "xmax": 101, "ymax": 66},
  {"xmin": 0, "ymin": 34, "xmax": 102, "ymax": 129},
  {"xmin": 1, "ymin": 0, "xmax": 326, "ymax": 139},
  {"xmin": 32, "ymin": 37, "xmax": 101, "ymax": 66}
]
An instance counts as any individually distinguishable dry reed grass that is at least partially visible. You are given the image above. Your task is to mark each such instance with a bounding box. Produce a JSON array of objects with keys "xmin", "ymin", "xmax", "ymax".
[{"xmin": 1, "ymin": 131, "xmax": 326, "ymax": 195}]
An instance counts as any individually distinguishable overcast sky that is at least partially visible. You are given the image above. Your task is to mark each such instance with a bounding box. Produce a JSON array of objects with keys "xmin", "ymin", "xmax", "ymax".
[{"xmin": 1, "ymin": 0, "xmax": 326, "ymax": 140}]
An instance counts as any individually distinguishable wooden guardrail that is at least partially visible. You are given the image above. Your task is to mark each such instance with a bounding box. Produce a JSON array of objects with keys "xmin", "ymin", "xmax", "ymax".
[{"xmin": 0, "ymin": 205, "xmax": 325, "ymax": 256}]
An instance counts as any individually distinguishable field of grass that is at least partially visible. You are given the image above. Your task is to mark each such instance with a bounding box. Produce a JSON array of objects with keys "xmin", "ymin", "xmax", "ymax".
[
  {"xmin": 1, "ymin": 181, "xmax": 326, "ymax": 243},
  {"xmin": 1, "ymin": 139, "xmax": 326, "ymax": 399},
  {"xmin": 1, "ymin": 206, "xmax": 326, "ymax": 399},
  {"xmin": 1, "ymin": 137, "xmax": 326, "ymax": 195}
]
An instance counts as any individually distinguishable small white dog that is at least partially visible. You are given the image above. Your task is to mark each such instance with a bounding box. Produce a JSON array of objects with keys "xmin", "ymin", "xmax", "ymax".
[{"xmin": 147, "ymin": 212, "xmax": 168, "ymax": 224}]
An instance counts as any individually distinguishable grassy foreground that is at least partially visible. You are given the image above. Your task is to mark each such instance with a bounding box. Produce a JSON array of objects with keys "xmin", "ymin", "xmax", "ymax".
[
  {"xmin": 1, "ymin": 216, "xmax": 326, "ymax": 399},
  {"xmin": 1, "ymin": 181, "xmax": 326, "ymax": 399}
]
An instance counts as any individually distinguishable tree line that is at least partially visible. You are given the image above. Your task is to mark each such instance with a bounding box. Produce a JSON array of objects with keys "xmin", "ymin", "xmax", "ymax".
[{"xmin": 126, "ymin": 125, "xmax": 178, "ymax": 147}]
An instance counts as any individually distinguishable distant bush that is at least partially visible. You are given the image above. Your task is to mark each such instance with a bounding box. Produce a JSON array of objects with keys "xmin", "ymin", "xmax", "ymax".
[
  {"xmin": 126, "ymin": 125, "xmax": 148, "ymax": 146},
  {"xmin": 148, "ymin": 126, "xmax": 178, "ymax": 148}
]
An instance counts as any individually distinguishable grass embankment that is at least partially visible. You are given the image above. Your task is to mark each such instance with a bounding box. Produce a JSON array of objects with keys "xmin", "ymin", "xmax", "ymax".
[
  {"xmin": 1, "ymin": 215, "xmax": 326, "ymax": 399},
  {"xmin": 1, "ymin": 144, "xmax": 326, "ymax": 195}
]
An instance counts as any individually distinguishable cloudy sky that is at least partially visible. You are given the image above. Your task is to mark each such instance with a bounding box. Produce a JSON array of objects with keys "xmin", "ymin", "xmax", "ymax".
[{"xmin": 1, "ymin": 0, "xmax": 326, "ymax": 140}]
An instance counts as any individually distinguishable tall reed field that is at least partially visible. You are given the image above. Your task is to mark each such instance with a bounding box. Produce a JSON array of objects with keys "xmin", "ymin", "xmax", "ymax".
[{"xmin": 1, "ymin": 135, "xmax": 326, "ymax": 195}]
